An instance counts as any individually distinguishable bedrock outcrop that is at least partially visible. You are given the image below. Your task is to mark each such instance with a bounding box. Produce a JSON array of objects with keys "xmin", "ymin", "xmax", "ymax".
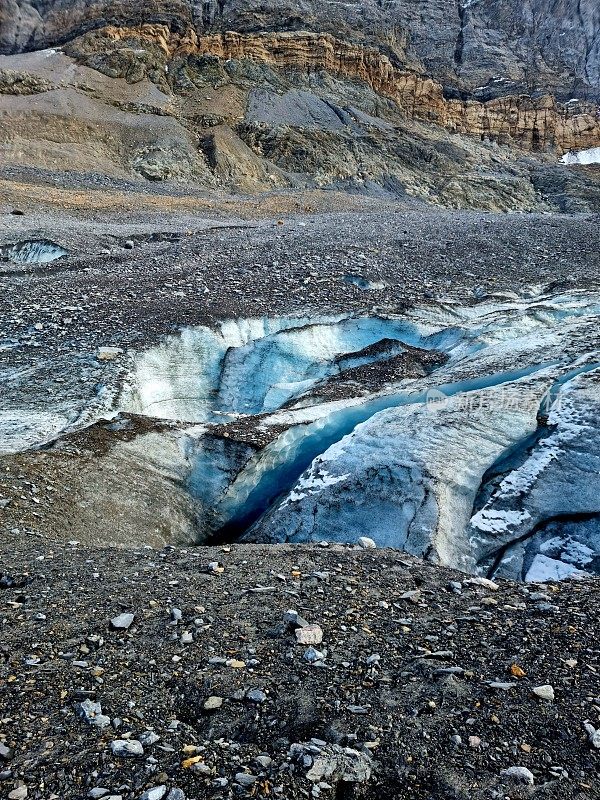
[
  {"xmin": 196, "ymin": 30, "xmax": 600, "ymax": 154},
  {"xmin": 1, "ymin": 11, "xmax": 599, "ymax": 204},
  {"xmin": 2, "ymin": 0, "xmax": 600, "ymax": 102},
  {"xmin": 62, "ymin": 24, "xmax": 600, "ymax": 154}
]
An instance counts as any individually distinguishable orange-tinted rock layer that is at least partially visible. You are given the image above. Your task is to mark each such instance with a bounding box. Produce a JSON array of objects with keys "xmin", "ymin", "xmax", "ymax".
[{"xmin": 85, "ymin": 25, "xmax": 600, "ymax": 154}]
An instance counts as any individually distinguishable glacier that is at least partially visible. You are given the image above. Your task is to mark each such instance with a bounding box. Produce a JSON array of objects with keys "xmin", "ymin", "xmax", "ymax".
[
  {"xmin": 178, "ymin": 291, "xmax": 600, "ymax": 581},
  {"xmin": 1, "ymin": 239, "xmax": 69, "ymax": 264},
  {"xmin": 4, "ymin": 288, "xmax": 600, "ymax": 581},
  {"xmin": 561, "ymin": 146, "xmax": 600, "ymax": 166}
]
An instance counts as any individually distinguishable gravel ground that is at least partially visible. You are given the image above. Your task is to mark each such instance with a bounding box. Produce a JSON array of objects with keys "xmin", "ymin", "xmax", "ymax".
[
  {"xmin": 1, "ymin": 539, "xmax": 599, "ymax": 800},
  {"xmin": 2, "ymin": 200, "xmax": 599, "ymax": 416},
  {"xmin": 2, "ymin": 202, "xmax": 599, "ymax": 348}
]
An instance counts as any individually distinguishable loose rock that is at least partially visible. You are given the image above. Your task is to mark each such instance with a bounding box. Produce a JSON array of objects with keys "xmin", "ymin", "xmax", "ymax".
[
  {"xmin": 110, "ymin": 740, "xmax": 144, "ymax": 757},
  {"xmin": 357, "ymin": 536, "xmax": 376, "ymax": 549},
  {"xmin": 500, "ymin": 766, "xmax": 535, "ymax": 785},
  {"xmin": 532, "ymin": 684, "xmax": 555, "ymax": 701},
  {"xmin": 203, "ymin": 696, "xmax": 223, "ymax": 712},
  {"xmin": 139, "ymin": 788, "xmax": 167, "ymax": 800},
  {"xmin": 75, "ymin": 699, "xmax": 111, "ymax": 729},
  {"xmin": 246, "ymin": 689, "xmax": 267, "ymax": 703},
  {"xmin": 109, "ymin": 613, "xmax": 135, "ymax": 630},
  {"xmin": 295, "ymin": 624, "xmax": 324, "ymax": 645}
]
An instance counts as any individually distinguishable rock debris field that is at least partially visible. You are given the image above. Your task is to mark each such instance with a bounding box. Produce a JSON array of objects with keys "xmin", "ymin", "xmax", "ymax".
[{"xmin": 1, "ymin": 541, "xmax": 600, "ymax": 800}]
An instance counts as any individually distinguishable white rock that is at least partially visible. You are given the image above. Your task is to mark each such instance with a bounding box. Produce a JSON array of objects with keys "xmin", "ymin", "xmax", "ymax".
[
  {"xmin": 464, "ymin": 577, "xmax": 499, "ymax": 591},
  {"xmin": 501, "ymin": 766, "xmax": 534, "ymax": 785},
  {"xmin": 303, "ymin": 646, "xmax": 325, "ymax": 663},
  {"xmin": 296, "ymin": 624, "xmax": 323, "ymax": 645},
  {"xmin": 532, "ymin": 684, "xmax": 554, "ymax": 701},
  {"xmin": 357, "ymin": 536, "xmax": 376, "ymax": 549},
  {"xmin": 76, "ymin": 699, "xmax": 111, "ymax": 728},
  {"xmin": 166, "ymin": 791, "xmax": 186, "ymax": 800},
  {"xmin": 139, "ymin": 788, "xmax": 167, "ymax": 800},
  {"xmin": 584, "ymin": 721, "xmax": 600, "ymax": 748},
  {"xmin": 110, "ymin": 613, "xmax": 135, "ymax": 630},
  {"xmin": 110, "ymin": 739, "xmax": 144, "ymax": 757}
]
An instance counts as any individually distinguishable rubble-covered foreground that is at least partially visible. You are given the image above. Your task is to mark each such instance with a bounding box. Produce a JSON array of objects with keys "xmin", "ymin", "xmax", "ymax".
[{"xmin": 0, "ymin": 539, "xmax": 599, "ymax": 800}]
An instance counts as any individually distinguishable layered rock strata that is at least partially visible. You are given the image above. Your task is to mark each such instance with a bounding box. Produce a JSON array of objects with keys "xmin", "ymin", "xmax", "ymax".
[{"xmin": 67, "ymin": 24, "xmax": 600, "ymax": 153}]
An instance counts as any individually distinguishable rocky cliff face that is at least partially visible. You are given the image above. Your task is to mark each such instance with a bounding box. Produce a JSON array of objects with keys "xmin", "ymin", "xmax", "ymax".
[
  {"xmin": 195, "ymin": 29, "xmax": 600, "ymax": 153},
  {"xmin": 61, "ymin": 23, "xmax": 600, "ymax": 154},
  {"xmin": 2, "ymin": 0, "xmax": 600, "ymax": 101}
]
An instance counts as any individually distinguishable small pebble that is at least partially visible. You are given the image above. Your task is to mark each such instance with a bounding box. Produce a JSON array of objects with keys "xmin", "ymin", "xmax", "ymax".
[
  {"xmin": 296, "ymin": 625, "xmax": 323, "ymax": 645},
  {"xmin": 533, "ymin": 684, "xmax": 554, "ymax": 701},
  {"xmin": 203, "ymin": 696, "xmax": 223, "ymax": 712},
  {"xmin": 246, "ymin": 689, "xmax": 267, "ymax": 703},
  {"xmin": 501, "ymin": 766, "xmax": 534, "ymax": 785},
  {"xmin": 139, "ymin": 788, "xmax": 167, "ymax": 800}
]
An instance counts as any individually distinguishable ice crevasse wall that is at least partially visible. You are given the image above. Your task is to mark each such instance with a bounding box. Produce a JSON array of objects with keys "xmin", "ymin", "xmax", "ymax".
[{"xmin": 121, "ymin": 293, "xmax": 600, "ymax": 581}]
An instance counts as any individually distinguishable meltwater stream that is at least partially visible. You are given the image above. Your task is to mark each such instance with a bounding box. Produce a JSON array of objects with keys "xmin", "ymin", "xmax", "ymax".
[{"xmin": 205, "ymin": 362, "xmax": 557, "ymax": 541}]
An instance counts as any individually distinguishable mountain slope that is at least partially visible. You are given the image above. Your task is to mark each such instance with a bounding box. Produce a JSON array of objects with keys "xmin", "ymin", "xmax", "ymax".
[
  {"xmin": 2, "ymin": 0, "xmax": 600, "ymax": 101},
  {"xmin": 0, "ymin": 1, "xmax": 599, "ymax": 209}
]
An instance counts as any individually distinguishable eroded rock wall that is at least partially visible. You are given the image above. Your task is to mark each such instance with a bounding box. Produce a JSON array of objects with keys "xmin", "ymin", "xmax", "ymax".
[
  {"xmin": 66, "ymin": 24, "xmax": 600, "ymax": 153},
  {"xmin": 3, "ymin": 0, "xmax": 600, "ymax": 101},
  {"xmin": 1, "ymin": 4, "xmax": 599, "ymax": 201},
  {"xmin": 195, "ymin": 30, "xmax": 600, "ymax": 153}
]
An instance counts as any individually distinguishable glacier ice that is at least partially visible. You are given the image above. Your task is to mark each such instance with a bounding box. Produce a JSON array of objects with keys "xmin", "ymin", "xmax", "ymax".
[
  {"xmin": 1, "ymin": 239, "xmax": 68, "ymax": 264},
  {"xmin": 5, "ymin": 288, "xmax": 600, "ymax": 582},
  {"xmin": 121, "ymin": 291, "xmax": 600, "ymax": 581},
  {"xmin": 471, "ymin": 369, "xmax": 600, "ymax": 580},
  {"xmin": 122, "ymin": 314, "xmax": 427, "ymax": 421}
]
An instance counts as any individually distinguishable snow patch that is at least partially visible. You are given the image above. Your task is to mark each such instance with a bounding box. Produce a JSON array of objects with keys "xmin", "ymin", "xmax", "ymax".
[
  {"xmin": 561, "ymin": 147, "xmax": 600, "ymax": 166},
  {"xmin": 284, "ymin": 470, "xmax": 351, "ymax": 505},
  {"xmin": 470, "ymin": 509, "xmax": 531, "ymax": 534},
  {"xmin": 525, "ymin": 554, "xmax": 587, "ymax": 582},
  {"xmin": 0, "ymin": 411, "xmax": 71, "ymax": 454}
]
